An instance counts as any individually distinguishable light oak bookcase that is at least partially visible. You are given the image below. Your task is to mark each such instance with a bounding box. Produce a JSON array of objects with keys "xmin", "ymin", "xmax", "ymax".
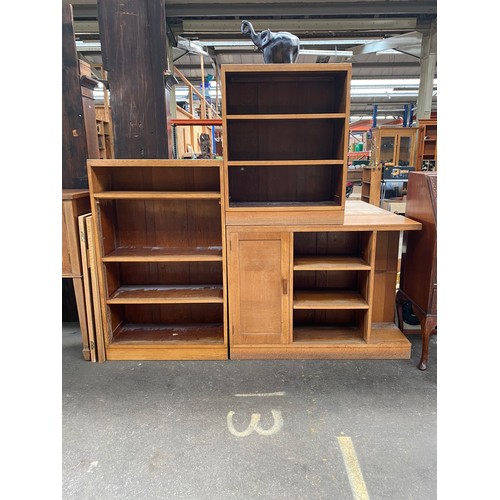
[{"xmin": 87, "ymin": 159, "xmax": 228, "ymax": 360}]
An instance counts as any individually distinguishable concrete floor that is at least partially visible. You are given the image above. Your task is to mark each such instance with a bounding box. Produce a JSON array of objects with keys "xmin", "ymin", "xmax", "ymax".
[{"xmin": 62, "ymin": 323, "xmax": 437, "ymax": 500}]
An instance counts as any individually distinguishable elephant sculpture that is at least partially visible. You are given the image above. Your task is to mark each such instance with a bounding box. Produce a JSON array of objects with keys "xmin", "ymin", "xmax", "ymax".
[{"xmin": 241, "ymin": 20, "xmax": 300, "ymax": 64}]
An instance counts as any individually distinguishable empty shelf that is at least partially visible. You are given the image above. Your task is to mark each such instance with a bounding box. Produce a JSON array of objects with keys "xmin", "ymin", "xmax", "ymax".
[
  {"xmin": 102, "ymin": 246, "xmax": 223, "ymax": 262},
  {"xmin": 111, "ymin": 323, "xmax": 224, "ymax": 344},
  {"xmin": 293, "ymin": 325, "xmax": 364, "ymax": 344},
  {"xmin": 226, "ymin": 113, "xmax": 346, "ymax": 120},
  {"xmin": 94, "ymin": 191, "xmax": 221, "ymax": 199},
  {"xmin": 107, "ymin": 285, "xmax": 224, "ymax": 304},
  {"xmin": 294, "ymin": 256, "xmax": 370, "ymax": 271},
  {"xmin": 293, "ymin": 290, "xmax": 369, "ymax": 309}
]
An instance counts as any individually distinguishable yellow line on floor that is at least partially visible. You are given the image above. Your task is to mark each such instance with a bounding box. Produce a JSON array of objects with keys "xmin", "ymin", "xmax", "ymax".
[{"xmin": 337, "ymin": 436, "xmax": 370, "ymax": 500}]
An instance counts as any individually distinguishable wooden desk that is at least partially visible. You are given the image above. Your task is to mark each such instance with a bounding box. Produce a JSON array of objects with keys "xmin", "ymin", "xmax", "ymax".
[{"xmin": 62, "ymin": 189, "xmax": 91, "ymax": 360}]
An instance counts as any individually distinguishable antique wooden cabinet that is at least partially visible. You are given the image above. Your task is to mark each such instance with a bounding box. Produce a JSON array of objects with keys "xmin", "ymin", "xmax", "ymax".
[
  {"xmin": 370, "ymin": 126, "xmax": 417, "ymax": 168},
  {"xmin": 87, "ymin": 159, "xmax": 228, "ymax": 360},
  {"xmin": 396, "ymin": 172, "xmax": 437, "ymax": 370}
]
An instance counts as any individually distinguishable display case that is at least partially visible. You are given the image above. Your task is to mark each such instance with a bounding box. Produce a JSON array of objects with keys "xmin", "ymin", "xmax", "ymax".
[{"xmin": 370, "ymin": 126, "xmax": 417, "ymax": 169}]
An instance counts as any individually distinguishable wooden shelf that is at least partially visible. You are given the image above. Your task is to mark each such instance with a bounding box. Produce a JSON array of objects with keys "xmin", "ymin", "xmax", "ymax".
[
  {"xmin": 102, "ymin": 246, "xmax": 223, "ymax": 262},
  {"xmin": 107, "ymin": 285, "xmax": 223, "ymax": 304},
  {"xmin": 94, "ymin": 191, "xmax": 221, "ymax": 200},
  {"xmin": 293, "ymin": 290, "xmax": 369, "ymax": 309},
  {"xmin": 226, "ymin": 113, "xmax": 346, "ymax": 120},
  {"xmin": 293, "ymin": 325, "xmax": 364, "ymax": 344},
  {"xmin": 294, "ymin": 256, "xmax": 371, "ymax": 271},
  {"xmin": 230, "ymin": 201, "xmax": 340, "ymax": 209},
  {"xmin": 111, "ymin": 323, "xmax": 224, "ymax": 344},
  {"xmin": 227, "ymin": 160, "xmax": 344, "ymax": 166}
]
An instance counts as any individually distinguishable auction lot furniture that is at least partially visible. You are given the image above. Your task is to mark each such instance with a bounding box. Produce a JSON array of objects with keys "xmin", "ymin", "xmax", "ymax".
[
  {"xmin": 87, "ymin": 64, "xmax": 422, "ymax": 361},
  {"xmin": 396, "ymin": 172, "xmax": 437, "ymax": 370},
  {"xmin": 62, "ymin": 189, "xmax": 92, "ymax": 359}
]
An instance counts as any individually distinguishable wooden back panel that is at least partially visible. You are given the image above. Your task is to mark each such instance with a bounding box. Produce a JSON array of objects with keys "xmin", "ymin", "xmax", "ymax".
[
  {"xmin": 224, "ymin": 69, "xmax": 348, "ymax": 114},
  {"xmin": 228, "ymin": 164, "xmax": 342, "ymax": 204},
  {"xmin": 92, "ymin": 166, "xmax": 220, "ymax": 192},
  {"xmin": 226, "ymin": 119, "xmax": 345, "ymax": 161}
]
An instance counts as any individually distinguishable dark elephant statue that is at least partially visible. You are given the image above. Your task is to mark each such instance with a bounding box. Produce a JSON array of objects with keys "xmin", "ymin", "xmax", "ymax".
[{"xmin": 241, "ymin": 20, "xmax": 300, "ymax": 64}]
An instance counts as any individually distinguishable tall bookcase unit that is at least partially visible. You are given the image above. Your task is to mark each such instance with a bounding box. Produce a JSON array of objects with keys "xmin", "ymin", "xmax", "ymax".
[
  {"xmin": 222, "ymin": 64, "xmax": 350, "ymax": 226},
  {"xmin": 87, "ymin": 159, "xmax": 228, "ymax": 360},
  {"xmin": 223, "ymin": 64, "xmax": 422, "ymax": 360}
]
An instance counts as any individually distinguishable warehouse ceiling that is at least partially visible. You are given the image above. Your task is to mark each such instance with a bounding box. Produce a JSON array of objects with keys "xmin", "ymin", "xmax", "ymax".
[{"xmin": 68, "ymin": 0, "xmax": 437, "ymax": 120}]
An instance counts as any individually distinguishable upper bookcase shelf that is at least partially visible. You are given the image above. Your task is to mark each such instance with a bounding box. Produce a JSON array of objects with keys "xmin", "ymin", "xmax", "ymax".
[
  {"xmin": 221, "ymin": 64, "xmax": 352, "ymax": 225},
  {"xmin": 223, "ymin": 64, "xmax": 350, "ymax": 115}
]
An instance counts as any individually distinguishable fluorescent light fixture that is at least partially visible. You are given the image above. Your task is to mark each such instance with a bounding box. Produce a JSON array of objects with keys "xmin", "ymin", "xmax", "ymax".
[
  {"xmin": 299, "ymin": 49, "xmax": 353, "ymax": 57},
  {"xmin": 197, "ymin": 39, "xmax": 382, "ymax": 47},
  {"xmin": 351, "ymin": 79, "xmax": 437, "ymax": 87},
  {"xmin": 75, "ymin": 41, "xmax": 101, "ymax": 51}
]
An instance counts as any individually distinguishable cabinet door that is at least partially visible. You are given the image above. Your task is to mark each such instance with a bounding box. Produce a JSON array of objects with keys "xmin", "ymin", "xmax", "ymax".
[
  {"xmin": 228, "ymin": 232, "xmax": 290, "ymax": 345},
  {"xmin": 379, "ymin": 135, "xmax": 396, "ymax": 164},
  {"xmin": 396, "ymin": 133, "xmax": 415, "ymax": 166}
]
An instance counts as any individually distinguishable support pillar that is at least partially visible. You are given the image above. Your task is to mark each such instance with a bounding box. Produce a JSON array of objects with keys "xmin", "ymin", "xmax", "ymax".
[
  {"xmin": 62, "ymin": 4, "xmax": 89, "ymax": 188},
  {"xmin": 97, "ymin": 0, "xmax": 169, "ymax": 158},
  {"xmin": 416, "ymin": 20, "xmax": 437, "ymax": 121}
]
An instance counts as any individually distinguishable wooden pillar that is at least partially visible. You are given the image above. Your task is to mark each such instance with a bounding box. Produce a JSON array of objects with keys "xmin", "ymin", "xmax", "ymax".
[
  {"xmin": 62, "ymin": 4, "xmax": 89, "ymax": 188},
  {"xmin": 97, "ymin": 0, "xmax": 169, "ymax": 158}
]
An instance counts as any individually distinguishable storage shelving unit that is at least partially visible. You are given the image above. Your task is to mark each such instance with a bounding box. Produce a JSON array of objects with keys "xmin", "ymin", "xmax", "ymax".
[
  {"xmin": 360, "ymin": 166, "xmax": 382, "ymax": 206},
  {"xmin": 85, "ymin": 64, "xmax": 423, "ymax": 362},
  {"xmin": 222, "ymin": 64, "xmax": 351, "ymax": 226},
  {"xmin": 416, "ymin": 119, "xmax": 437, "ymax": 171},
  {"xmin": 87, "ymin": 159, "xmax": 228, "ymax": 360},
  {"xmin": 95, "ymin": 103, "xmax": 114, "ymax": 160},
  {"xmin": 226, "ymin": 209, "xmax": 421, "ymax": 360},
  {"xmin": 292, "ymin": 231, "xmax": 374, "ymax": 344},
  {"xmin": 222, "ymin": 64, "xmax": 422, "ymax": 360}
]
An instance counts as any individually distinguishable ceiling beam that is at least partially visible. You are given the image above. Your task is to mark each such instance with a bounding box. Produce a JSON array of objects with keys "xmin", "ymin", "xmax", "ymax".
[
  {"xmin": 179, "ymin": 18, "xmax": 418, "ymax": 34},
  {"xmin": 174, "ymin": 61, "xmax": 420, "ymax": 72},
  {"xmin": 165, "ymin": 2, "xmax": 436, "ymax": 17}
]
